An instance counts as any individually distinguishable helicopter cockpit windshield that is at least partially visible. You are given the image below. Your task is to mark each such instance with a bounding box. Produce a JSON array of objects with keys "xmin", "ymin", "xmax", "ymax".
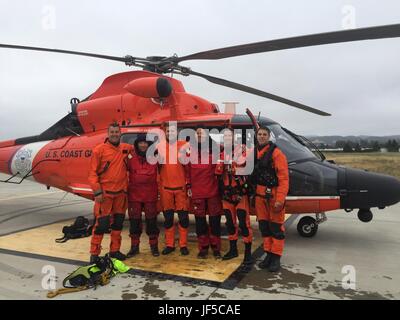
[{"xmin": 266, "ymin": 125, "xmax": 320, "ymax": 163}]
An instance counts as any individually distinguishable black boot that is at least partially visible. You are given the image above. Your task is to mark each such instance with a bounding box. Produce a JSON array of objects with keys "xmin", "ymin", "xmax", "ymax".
[
  {"xmin": 162, "ymin": 246, "xmax": 175, "ymax": 255},
  {"xmin": 267, "ymin": 253, "xmax": 281, "ymax": 272},
  {"xmin": 242, "ymin": 242, "xmax": 253, "ymax": 265},
  {"xmin": 213, "ymin": 250, "xmax": 222, "ymax": 259},
  {"xmin": 180, "ymin": 247, "xmax": 189, "ymax": 256},
  {"xmin": 210, "ymin": 244, "xmax": 221, "ymax": 259},
  {"xmin": 197, "ymin": 249, "xmax": 208, "ymax": 259},
  {"xmin": 127, "ymin": 245, "xmax": 139, "ymax": 258},
  {"xmin": 89, "ymin": 255, "xmax": 99, "ymax": 265},
  {"xmin": 151, "ymin": 245, "xmax": 160, "ymax": 257},
  {"xmin": 258, "ymin": 251, "xmax": 272, "ymax": 269},
  {"xmin": 222, "ymin": 240, "xmax": 239, "ymax": 260},
  {"xmin": 109, "ymin": 251, "xmax": 127, "ymax": 261}
]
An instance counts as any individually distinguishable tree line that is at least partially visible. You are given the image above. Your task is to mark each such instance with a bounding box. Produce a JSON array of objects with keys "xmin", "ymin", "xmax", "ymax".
[{"xmin": 315, "ymin": 139, "xmax": 400, "ymax": 152}]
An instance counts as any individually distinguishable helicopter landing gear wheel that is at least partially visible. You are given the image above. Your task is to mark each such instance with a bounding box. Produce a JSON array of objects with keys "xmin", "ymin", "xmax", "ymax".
[
  {"xmin": 297, "ymin": 216, "xmax": 318, "ymax": 238},
  {"xmin": 357, "ymin": 208, "xmax": 373, "ymax": 222}
]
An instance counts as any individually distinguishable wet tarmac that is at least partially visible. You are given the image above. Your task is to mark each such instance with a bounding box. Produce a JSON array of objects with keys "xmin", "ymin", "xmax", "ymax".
[{"xmin": 1, "ymin": 173, "xmax": 399, "ymax": 300}]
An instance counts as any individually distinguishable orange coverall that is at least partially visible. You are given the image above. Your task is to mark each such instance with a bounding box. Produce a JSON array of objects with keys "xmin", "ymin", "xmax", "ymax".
[
  {"xmin": 158, "ymin": 140, "xmax": 189, "ymax": 249},
  {"xmin": 255, "ymin": 144, "xmax": 289, "ymax": 256},
  {"xmin": 216, "ymin": 144, "xmax": 253, "ymax": 244},
  {"xmin": 88, "ymin": 140, "xmax": 132, "ymax": 256}
]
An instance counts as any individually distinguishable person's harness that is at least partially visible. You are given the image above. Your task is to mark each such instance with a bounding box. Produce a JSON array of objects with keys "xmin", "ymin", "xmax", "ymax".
[
  {"xmin": 220, "ymin": 161, "xmax": 250, "ymax": 205},
  {"xmin": 46, "ymin": 255, "xmax": 130, "ymax": 298},
  {"xmin": 249, "ymin": 143, "xmax": 279, "ymax": 200}
]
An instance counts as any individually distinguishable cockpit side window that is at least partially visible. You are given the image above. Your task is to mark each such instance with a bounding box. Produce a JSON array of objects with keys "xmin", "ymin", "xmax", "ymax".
[
  {"xmin": 121, "ymin": 133, "xmax": 159, "ymax": 145},
  {"xmin": 268, "ymin": 125, "xmax": 317, "ymax": 163}
]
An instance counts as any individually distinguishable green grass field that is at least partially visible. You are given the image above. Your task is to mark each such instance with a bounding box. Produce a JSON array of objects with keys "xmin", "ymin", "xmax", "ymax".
[{"xmin": 323, "ymin": 152, "xmax": 400, "ymax": 179}]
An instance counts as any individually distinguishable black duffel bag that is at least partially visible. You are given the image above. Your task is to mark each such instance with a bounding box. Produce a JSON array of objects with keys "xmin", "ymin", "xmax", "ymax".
[{"xmin": 55, "ymin": 216, "xmax": 93, "ymax": 243}]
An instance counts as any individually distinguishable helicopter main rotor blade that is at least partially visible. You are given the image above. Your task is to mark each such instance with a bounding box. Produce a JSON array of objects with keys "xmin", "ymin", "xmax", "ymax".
[
  {"xmin": 0, "ymin": 43, "xmax": 141, "ymax": 64},
  {"xmin": 177, "ymin": 24, "xmax": 400, "ymax": 62},
  {"xmin": 188, "ymin": 70, "xmax": 331, "ymax": 116}
]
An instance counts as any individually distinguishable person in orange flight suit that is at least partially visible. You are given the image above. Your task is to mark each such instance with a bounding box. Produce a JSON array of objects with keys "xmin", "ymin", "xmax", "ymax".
[
  {"xmin": 88, "ymin": 123, "xmax": 133, "ymax": 264},
  {"xmin": 216, "ymin": 129, "xmax": 253, "ymax": 266},
  {"xmin": 158, "ymin": 122, "xmax": 190, "ymax": 256},
  {"xmin": 251, "ymin": 126, "xmax": 289, "ymax": 272}
]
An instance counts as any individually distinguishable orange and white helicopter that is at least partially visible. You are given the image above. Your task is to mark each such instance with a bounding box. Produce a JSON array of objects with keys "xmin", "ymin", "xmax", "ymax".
[{"xmin": 1, "ymin": 24, "xmax": 400, "ymax": 237}]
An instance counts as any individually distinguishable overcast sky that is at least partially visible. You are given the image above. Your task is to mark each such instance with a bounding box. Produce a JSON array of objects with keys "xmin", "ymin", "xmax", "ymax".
[{"xmin": 0, "ymin": 0, "xmax": 399, "ymax": 140}]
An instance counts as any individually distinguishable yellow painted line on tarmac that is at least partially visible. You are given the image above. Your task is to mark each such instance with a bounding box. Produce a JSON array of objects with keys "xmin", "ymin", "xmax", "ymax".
[{"xmin": 0, "ymin": 191, "xmax": 64, "ymax": 202}]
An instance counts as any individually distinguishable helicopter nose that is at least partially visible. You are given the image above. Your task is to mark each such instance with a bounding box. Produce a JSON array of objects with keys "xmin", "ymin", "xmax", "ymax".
[{"xmin": 340, "ymin": 168, "xmax": 400, "ymax": 209}]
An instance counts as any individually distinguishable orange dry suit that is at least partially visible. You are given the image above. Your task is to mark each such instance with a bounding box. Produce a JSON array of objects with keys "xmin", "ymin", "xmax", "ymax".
[
  {"xmin": 252, "ymin": 142, "xmax": 289, "ymax": 256},
  {"xmin": 216, "ymin": 144, "xmax": 253, "ymax": 244},
  {"xmin": 157, "ymin": 139, "xmax": 189, "ymax": 249},
  {"xmin": 88, "ymin": 139, "xmax": 132, "ymax": 256}
]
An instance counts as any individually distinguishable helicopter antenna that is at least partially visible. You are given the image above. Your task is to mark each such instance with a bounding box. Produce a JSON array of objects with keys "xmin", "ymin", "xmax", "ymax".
[
  {"xmin": 65, "ymin": 127, "xmax": 81, "ymax": 137},
  {"xmin": 57, "ymin": 192, "xmax": 69, "ymax": 205}
]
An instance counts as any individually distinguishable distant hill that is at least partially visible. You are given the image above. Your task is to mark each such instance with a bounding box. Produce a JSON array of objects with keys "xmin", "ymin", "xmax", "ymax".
[{"xmin": 306, "ymin": 135, "xmax": 400, "ymax": 145}]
